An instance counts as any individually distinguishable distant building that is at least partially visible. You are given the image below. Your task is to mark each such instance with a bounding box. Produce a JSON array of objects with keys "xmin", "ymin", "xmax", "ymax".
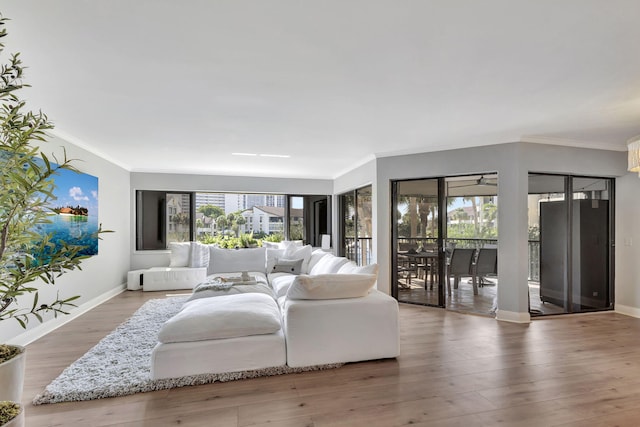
[
  {"xmin": 240, "ymin": 206, "xmax": 303, "ymax": 235},
  {"xmin": 225, "ymin": 194, "xmax": 286, "ymax": 214},
  {"xmin": 195, "ymin": 193, "xmax": 225, "ymax": 211}
]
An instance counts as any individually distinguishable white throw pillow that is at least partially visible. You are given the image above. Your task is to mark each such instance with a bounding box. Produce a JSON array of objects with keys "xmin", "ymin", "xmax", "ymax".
[
  {"xmin": 337, "ymin": 261, "xmax": 357, "ymax": 274},
  {"xmin": 189, "ymin": 242, "xmax": 210, "ymax": 268},
  {"xmin": 307, "ymin": 250, "xmax": 329, "ymax": 273},
  {"xmin": 309, "ymin": 254, "xmax": 350, "ymax": 275},
  {"xmin": 168, "ymin": 242, "xmax": 191, "ymax": 267},
  {"xmin": 265, "ymin": 248, "xmax": 286, "ymax": 273},
  {"xmin": 271, "ymin": 258, "xmax": 303, "ymax": 275},
  {"xmin": 283, "ymin": 244, "xmax": 312, "ymax": 273},
  {"xmin": 286, "ymin": 274, "xmax": 377, "ymax": 300},
  {"xmin": 158, "ymin": 293, "xmax": 281, "ymax": 343},
  {"xmin": 279, "ymin": 240, "xmax": 303, "ymax": 250},
  {"xmin": 353, "ymin": 263, "xmax": 378, "ymax": 275}
]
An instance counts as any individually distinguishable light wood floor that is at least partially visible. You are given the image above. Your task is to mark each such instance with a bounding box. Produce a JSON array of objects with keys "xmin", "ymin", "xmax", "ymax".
[
  {"xmin": 399, "ymin": 277, "xmax": 567, "ymax": 317},
  {"xmin": 21, "ymin": 290, "xmax": 640, "ymax": 426}
]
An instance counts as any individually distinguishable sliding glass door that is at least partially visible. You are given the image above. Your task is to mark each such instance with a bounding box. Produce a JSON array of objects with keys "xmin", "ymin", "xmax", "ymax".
[
  {"xmin": 391, "ymin": 178, "xmax": 445, "ymax": 307},
  {"xmin": 339, "ymin": 186, "xmax": 373, "ymax": 266},
  {"xmin": 528, "ymin": 174, "xmax": 614, "ymax": 315}
]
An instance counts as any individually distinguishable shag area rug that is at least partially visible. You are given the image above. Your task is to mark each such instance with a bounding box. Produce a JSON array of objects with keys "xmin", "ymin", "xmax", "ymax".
[{"xmin": 33, "ymin": 296, "xmax": 341, "ymax": 405}]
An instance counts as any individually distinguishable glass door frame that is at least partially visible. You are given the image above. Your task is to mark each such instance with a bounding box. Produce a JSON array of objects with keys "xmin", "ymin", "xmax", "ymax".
[
  {"xmin": 528, "ymin": 172, "xmax": 615, "ymax": 315},
  {"xmin": 391, "ymin": 177, "xmax": 446, "ymax": 307}
]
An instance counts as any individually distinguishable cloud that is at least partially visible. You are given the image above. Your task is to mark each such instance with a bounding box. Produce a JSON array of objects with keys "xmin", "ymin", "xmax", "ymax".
[
  {"xmin": 69, "ymin": 186, "xmax": 89, "ymax": 202},
  {"xmin": 91, "ymin": 190, "xmax": 98, "ymax": 199}
]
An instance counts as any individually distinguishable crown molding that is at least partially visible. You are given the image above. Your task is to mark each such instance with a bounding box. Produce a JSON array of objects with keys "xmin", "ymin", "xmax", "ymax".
[{"xmin": 520, "ymin": 135, "xmax": 627, "ymax": 152}]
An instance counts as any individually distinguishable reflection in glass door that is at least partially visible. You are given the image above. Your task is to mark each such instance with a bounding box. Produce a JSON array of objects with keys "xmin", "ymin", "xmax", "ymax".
[
  {"xmin": 528, "ymin": 174, "xmax": 614, "ymax": 316},
  {"xmin": 339, "ymin": 186, "xmax": 373, "ymax": 266},
  {"xmin": 392, "ymin": 178, "xmax": 445, "ymax": 307}
]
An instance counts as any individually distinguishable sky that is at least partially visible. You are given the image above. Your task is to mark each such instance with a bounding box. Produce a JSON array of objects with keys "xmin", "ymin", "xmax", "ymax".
[{"xmin": 49, "ymin": 165, "xmax": 99, "ymax": 216}]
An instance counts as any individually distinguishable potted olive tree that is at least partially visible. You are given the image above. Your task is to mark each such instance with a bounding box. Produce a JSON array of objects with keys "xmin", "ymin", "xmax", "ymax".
[
  {"xmin": 0, "ymin": 15, "xmax": 106, "ymax": 416},
  {"xmin": 0, "ymin": 401, "xmax": 22, "ymax": 427}
]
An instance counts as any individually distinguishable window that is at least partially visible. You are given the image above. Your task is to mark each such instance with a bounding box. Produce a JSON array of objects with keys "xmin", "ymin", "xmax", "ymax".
[
  {"xmin": 136, "ymin": 191, "xmax": 193, "ymax": 250},
  {"xmin": 288, "ymin": 196, "xmax": 305, "ymax": 241},
  {"xmin": 339, "ymin": 185, "xmax": 372, "ymax": 265},
  {"xmin": 136, "ymin": 191, "xmax": 331, "ymax": 250}
]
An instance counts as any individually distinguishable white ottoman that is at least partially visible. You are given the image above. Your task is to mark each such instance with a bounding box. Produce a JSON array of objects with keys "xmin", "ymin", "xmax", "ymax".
[
  {"xmin": 142, "ymin": 267, "xmax": 207, "ymax": 291},
  {"xmin": 127, "ymin": 269, "xmax": 148, "ymax": 291}
]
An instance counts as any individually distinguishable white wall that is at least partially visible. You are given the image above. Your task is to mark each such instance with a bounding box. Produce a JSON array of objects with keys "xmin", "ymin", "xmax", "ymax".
[
  {"xmin": 373, "ymin": 142, "xmax": 627, "ymax": 322},
  {"xmin": 614, "ymin": 172, "xmax": 640, "ymax": 316},
  {"xmin": 130, "ymin": 172, "xmax": 333, "ymax": 269},
  {"xmin": 3, "ymin": 135, "xmax": 131, "ymax": 344}
]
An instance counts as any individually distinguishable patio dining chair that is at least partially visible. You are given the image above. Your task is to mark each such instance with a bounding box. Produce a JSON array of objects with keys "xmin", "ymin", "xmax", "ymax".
[
  {"xmin": 447, "ymin": 248, "xmax": 476, "ymax": 296},
  {"xmin": 474, "ymin": 248, "xmax": 497, "ymax": 287}
]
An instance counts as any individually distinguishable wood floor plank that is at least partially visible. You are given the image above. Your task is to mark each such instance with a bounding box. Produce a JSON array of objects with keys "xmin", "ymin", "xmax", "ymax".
[{"xmin": 19, "ymin": 290, "xmax": 640, "ymax": 426}]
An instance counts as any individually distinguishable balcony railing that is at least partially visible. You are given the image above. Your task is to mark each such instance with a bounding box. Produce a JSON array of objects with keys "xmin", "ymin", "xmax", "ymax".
[
  {"xmin": 396, "ymin": 237, "xmax": 541, "ymax": 281},
  {"xmin": 344, "ymin": 236, "xmax": 541, "ymax": 280},
  {"xmin": 343, "ymin": 237, "xmax": 373, "ymax": 266}
]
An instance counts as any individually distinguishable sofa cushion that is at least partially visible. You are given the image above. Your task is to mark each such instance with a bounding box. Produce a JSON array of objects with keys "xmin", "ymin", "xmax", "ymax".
[
  {"xmin": 354, "ymin": 263, "xmax": 379, "ymax": 275},
  {"xmin": 280, "ymin": 240, "xmax": 303, "ymax": 250},
  {"xmin": 189, "ymin": 241, "xmax": 210, "ymax": 268},
  {"xmin": 286, "ymin": 274, "xmax": 377, "ymax": 300},
  {"xmin": 337, "ymin": 261, "xmax": 357, "ymax": 274},
  {"xmin": 265, "ymin": 248, "xmax": 286, "ymax": 273},
  {"xmin": 271, "ymin": 258, "xmax": 303, "ymax": 275},
  {"xmin": 158, "ymin": 293, "xmax": 281, "ymax": 343},
  {"xmin": 269, "ymin": 273, "xmax": 297, "ymax": 298},
  {"xmin": 283, "ymin": 244, "xmax": 312, "ymax": 273},
  {"xmin": 186, "ymin": 282, "xmax": 274, "ymax": 301},
  {"xmin": 209, "ymin": 247, "xmax": 267, "ymax": 274},
  {"xmin": 307, "ymin": 250, "xmax": 330, "ymax": 273},
  {"xmin": 168, "ymin": 242, "xmax": 191, "ymax": 267},
  {"xmin": 336, "ymin": 262, "xmax": 378, "ymax": 275},
  {"xmin": 309, "ymin": 254, "xmax": 350, "ymax": 275}
]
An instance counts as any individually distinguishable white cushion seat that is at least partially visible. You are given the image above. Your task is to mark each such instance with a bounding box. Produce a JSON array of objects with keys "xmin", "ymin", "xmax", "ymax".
[
  {"xmin": 158, "ymin": 293, "xmax": 282, "ymax": 343},
  {"xmin": 268, "ymin": 273, "xmax": 298, "ymax": 298},
  {"xmin": 309, "ymin": 254, "xmax": 350, "ymax": 275}
]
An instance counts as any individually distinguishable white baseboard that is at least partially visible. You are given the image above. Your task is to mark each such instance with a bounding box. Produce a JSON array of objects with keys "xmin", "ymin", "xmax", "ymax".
[
  {"xmin": 495, "ymin": 309, "xmax": 531, "ymax": 323},
  {"xmin": 7, "ymin": 284, "xmax": 127, "ymax": 346},
  {"xmin": 615, "ymin": 304, "xmax": 640, "ymax": 318}
]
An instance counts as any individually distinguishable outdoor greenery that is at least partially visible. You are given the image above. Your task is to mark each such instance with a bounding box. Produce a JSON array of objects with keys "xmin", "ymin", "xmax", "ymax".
[
  {"xmin": 195, "ymin": 204, "xmax": 296, "ymax": 243},
  {"xmin": 197, "ymin": 204, "xmax": 224, "ymax": 220},
  {"xmin": 397, "ymin": 196, "xmax": 498, "ymax": 240},
  {"xmin": 199, "ymin": 232, "xmax": 282, "ymax": 249},
  {"xmin": 0, "ymin": 15, "xmax": 107, "ymax": 327},
  {"xmin": 0, "ymin": 401, "xmax": 20, "ymax": 425},
  {"xmin": 288, "ymin": 221, "xmax": 304, "ymax": 240}
]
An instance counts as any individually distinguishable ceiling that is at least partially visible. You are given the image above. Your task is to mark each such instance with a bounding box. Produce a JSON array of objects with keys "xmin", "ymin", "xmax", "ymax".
[{"xmin": 3, "ymin": 1, "xmax": 640, "ymax": 179}]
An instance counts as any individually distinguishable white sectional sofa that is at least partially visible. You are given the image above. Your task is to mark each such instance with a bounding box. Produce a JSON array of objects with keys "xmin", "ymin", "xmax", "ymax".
[{"xmin": 147, "ymin": 242, "xmax": 400, "ymax": 380}]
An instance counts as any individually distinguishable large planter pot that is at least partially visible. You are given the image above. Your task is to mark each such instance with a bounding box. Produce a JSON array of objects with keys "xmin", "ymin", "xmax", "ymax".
[{"xmin": 0, "ymin": 346, "xmax": 26, "ymax": 403}]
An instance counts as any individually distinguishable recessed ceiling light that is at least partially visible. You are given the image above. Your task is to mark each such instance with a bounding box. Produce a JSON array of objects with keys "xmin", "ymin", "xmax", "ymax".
[
  {"xmin": 259, "ymin": 154, "xmax": 291, "ymax": 158},
  {"xmin": 231, "ymin": 152, "xmax": 258, "ymax": 156}
]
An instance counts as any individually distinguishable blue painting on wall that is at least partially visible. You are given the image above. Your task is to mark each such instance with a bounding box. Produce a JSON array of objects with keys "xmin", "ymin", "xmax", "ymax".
[{"xmin": 36, "ymin": 165, "xmax": 100, "ymax": 256}]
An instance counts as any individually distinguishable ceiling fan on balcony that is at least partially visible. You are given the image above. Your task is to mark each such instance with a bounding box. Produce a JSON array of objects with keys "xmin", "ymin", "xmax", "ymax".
[{"xmin": 447, "ymin": 175, "xmax": 498, "ymax": 189}]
